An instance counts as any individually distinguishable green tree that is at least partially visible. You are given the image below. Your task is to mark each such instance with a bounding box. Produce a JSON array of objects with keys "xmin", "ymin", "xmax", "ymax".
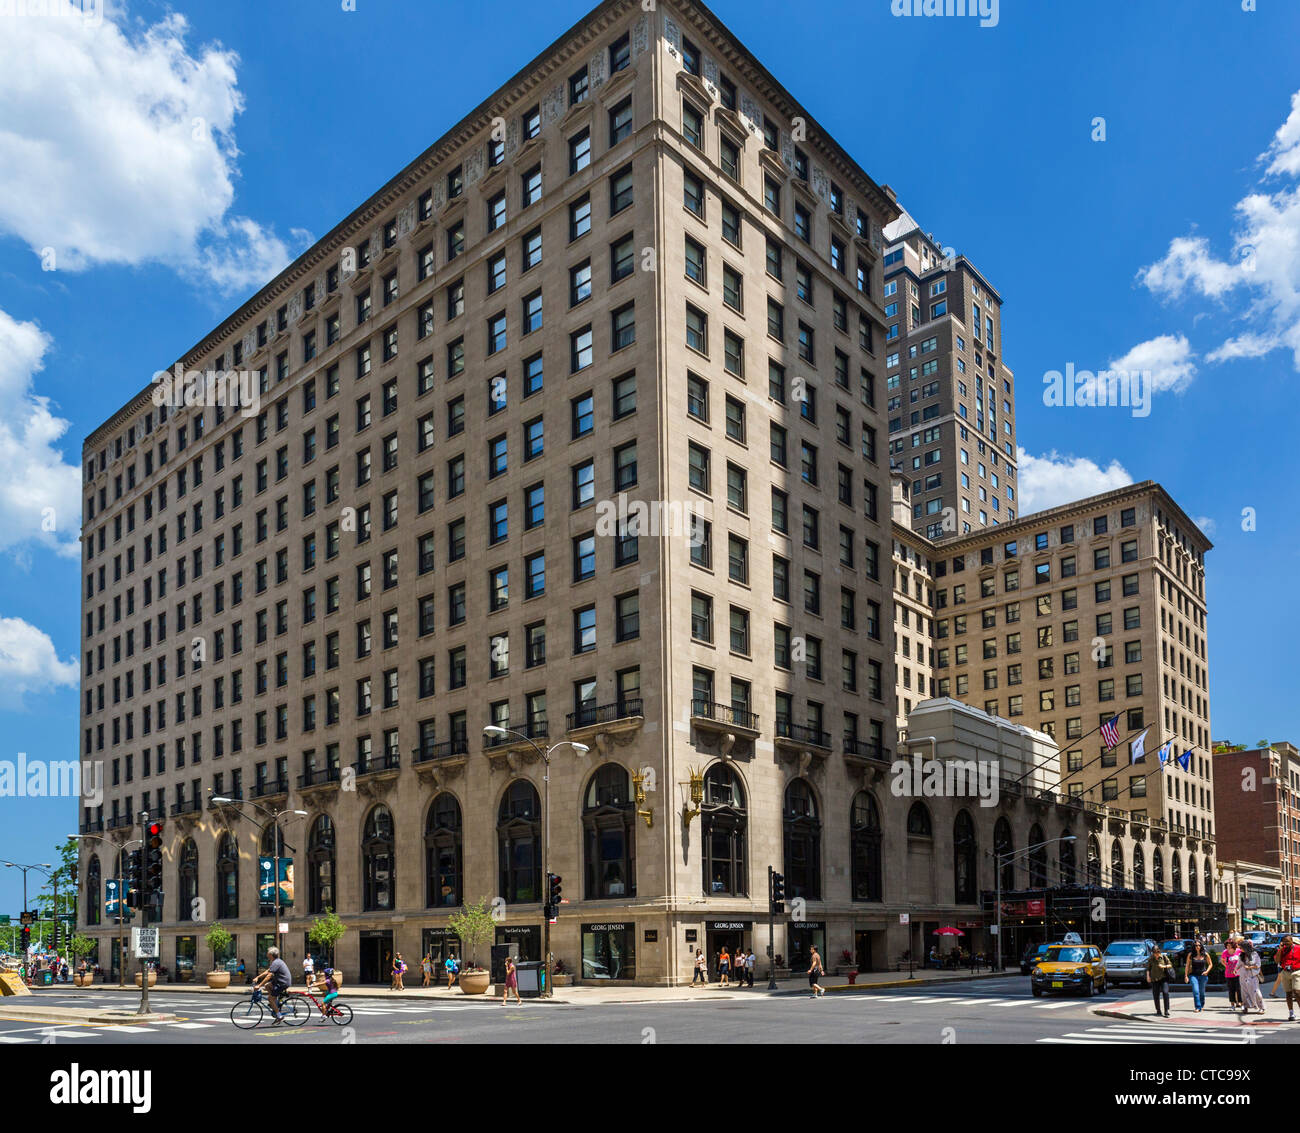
[
  {"xmin": 308, "ymin": 908, "xmax": 347, "ymax": 966},
  {"xmin": 448, "ymin": 897, "xmax": 495, "ymax": 972},
  {"xmin": 205, "ymin": 923, "xmax": 234, "ymax": 971}
]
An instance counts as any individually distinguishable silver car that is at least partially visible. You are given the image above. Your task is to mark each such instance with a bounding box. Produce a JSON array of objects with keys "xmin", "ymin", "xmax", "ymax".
[{"xmin": 1102, "ymin": 939, "xmax": 1154, "ymax": 987}]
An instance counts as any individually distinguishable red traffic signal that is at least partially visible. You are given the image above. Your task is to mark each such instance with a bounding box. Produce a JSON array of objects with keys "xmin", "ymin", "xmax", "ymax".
[{"xmin": 148, "ymin": 822, "xmax": 163, "ymax": 841}]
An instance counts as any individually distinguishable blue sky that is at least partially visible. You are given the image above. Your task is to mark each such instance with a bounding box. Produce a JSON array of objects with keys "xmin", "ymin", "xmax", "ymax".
[{"xmin": 0, "ymin": 0, "xmax": 1296, "ymax": 913}]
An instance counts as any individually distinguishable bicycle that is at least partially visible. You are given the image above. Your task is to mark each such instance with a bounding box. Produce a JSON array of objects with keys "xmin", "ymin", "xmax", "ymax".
[
  {"xmin": 229, "ymin": 985, "xmax": 311, "ymax": 1029},
  {"xmin": 285, "ymin": 986, "xmax": 353, "ymax": 1026}
]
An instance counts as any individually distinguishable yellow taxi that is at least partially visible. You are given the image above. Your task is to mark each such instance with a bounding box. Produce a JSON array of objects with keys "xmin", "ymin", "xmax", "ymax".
[{"xmin": 1029, "ymin": 939, "xmax": 1106, "ymax": 997}]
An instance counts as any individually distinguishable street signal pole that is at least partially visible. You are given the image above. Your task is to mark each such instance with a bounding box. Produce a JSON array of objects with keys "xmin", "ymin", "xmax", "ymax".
[{"xmin": 767, "ymin": 867, "xmax": 785, "ymax": 990}]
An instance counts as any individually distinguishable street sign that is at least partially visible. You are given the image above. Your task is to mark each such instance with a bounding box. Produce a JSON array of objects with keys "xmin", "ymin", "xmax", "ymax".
[
  {"xmin": 18, "ymin": 912, "xmax": 33, "ymax": 927},
  {"xmin": 899, "ymin": 913, "xmax": 910, "ymax": 925},
  {"xmin": 0, "ymin": 915, "xmax": 9, "ymax": 925},
  {"xmin": 278, "ymin": 922, "xmax": 289, "ymax": 934},
  {"xmin": 131, "ymin": 926, "xmax": 158, "ymax": 959},
  {"xmin": 990, "ymin": 925, "xmax": 999, "ymax": 935}
]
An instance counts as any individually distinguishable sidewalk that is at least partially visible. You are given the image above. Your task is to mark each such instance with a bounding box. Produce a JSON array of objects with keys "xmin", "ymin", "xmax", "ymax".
[
  {"xmin": 1094, "ymin": 988, "xmax": 1293, "ymax": 1029},
  {"xmin": 36, "ymin": 965, "xmax": 1009, "ymax": 1006}
]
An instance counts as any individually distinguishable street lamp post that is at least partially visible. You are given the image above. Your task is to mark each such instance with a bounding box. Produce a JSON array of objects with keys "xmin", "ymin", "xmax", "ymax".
[
  {"xmin": 2, "ymin": 861, "xmax": 52, "ymax": 980},
  {"xmin": 993, "ymin": 835, "xmax": 1076, "ymax": 971},
  {"xmin": 483, "ymin": 726, "xmax": 589, "ymax": 998},
  {"xmin": 70, "ymin": 836, "xmax": 141, "ymax": 986},
  {"xmin": 211, "ymin": 798, "xmax": 308, "ymax": 960}
]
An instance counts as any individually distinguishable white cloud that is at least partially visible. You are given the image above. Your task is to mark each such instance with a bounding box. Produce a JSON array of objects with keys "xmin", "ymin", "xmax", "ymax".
[
  {"xmin": 1138, "ymin": 88, "xmax": 1300, "ymax": 370},
  {"xmin": 0, "ymin": 616, "xmax": 79, "ymax": 710},
  {"xmin": 1016, "ymin": 448, "xmax": 1133, "ymax": 515},
  {"xmin": 0, "ymin": 308, "xmax": 81, "ymax": 560},
  {"xmin": 0, "ymin": 4, "xmax": 307, "ymax": 295},
  {"xmin": 1192, "ymin": 516, "xmax": 1217, "ymax": 537},
  {"xmin": 1108, "ymin": 333, "xmax": 1197, "ymax": 395}
]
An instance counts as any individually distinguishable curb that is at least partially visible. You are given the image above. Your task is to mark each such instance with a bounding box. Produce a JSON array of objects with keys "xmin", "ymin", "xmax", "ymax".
[
  {"xmin": 0, "ymin": 1009, "xmax": 178, "ymax": 1026},
  {"xmin": 1091, "ymin": 1004, "xmax": 1286, "ymax": 1028}
]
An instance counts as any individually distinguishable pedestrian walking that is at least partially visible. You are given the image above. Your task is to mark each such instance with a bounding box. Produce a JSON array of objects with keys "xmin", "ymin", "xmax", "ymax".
[
  {"xmin": 1271, "ymin": 935, "xmax": 1293, "ymax": 998},
  {"xmin": 237, "ymin": 957, "xmax": 247, "ymax": 984},
  {"xmin": 733, "ymin": 949, "xmax": 747, "ymax": 987},
  {"xmin": 501, "ymin": 956, "xmax": 522, "ymax": 1006},
  {"xmin": 718, "ymin": 947, "xmax": 731, "ymax": 987},
  {"xmin": 1239, "ymin": 940, "xmax": 1265, "ymax": 1014},
  {"xmin": 302, "ymin": 953, "xmax": 315, "ymax": 988},
  {"xmin": 691, "ymin": 949, "xmax": 706, "ymax": 986},
  {"xmin": 1281, "ymin": 936, "xmax": 1300, "ymax": 1021},
  {"xmin": 808, "ymin": 946, "xmax": 826, "ymax": 998},
  {"xmin": 746, "ymin": 949, "xmax": 755, "ymax": 987},
  {"xmin": 445, "ymin": 954, "xmax": 459, "ymax": 989},
  {"xmin": 422, "ymin": 952, "xmax": 434, "ymax": 988},
  {"xmin": 1222, "ymin": 939, "xmax": 1243, "ymax": 1011},
  {"xmin": 391, "ymin": 952, "xmax": 407, "ymax": 990},
  {"xmin": 1183, "ymin": 941, "xmax": 1213, "ymax": 1012},
  {"xmin": 1145, "ymin": 943, "xmax": 1173, "ymax": 1017}
]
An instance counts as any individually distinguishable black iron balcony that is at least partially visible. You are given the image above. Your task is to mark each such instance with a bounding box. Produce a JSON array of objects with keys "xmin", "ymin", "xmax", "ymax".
[
  {"xmin": 486, "ymin": 718, "xmax": 550, "ymax": 747},
  {"xmin": 298, "ymin": 767, "xmax": 342, "ymax": 788},
  {"xmin": 690, "ymin": 699, "xmax": 758, "ymax": 732},
  {"xmin": 775, "ymin": 719, "xmax": 831, "ymax": 749},
  {"xmin": 208, "ymin": 788, "xmax": 244, "ymax": 809},
  {"xmin": 843, "ymin": 737, "xmax": 886, "ymax": 761},
  {"xmin": 105, "ymin": 815, "xmax": 131, "ymax": 831},
  {"xmin": 79, "ymin": 819, "xmax": 104, "ymax": 835},
  {"xmin": 566, "ymin": 699, "xmax": 643, "ymax": 731},
  {"xmin": 251, "ymin": 778, "xmax": 290, "ymax": 799},
  {"xmin": 414, "ymin": 737, "xmax": 469, "ymax": 764},
  {"xmin": 170, "ymin": 798, "xmax": 201, "ymax": 817},
  {"xmin": 354, "ymin": 750, "xmax": 400, "ymax": 777}
]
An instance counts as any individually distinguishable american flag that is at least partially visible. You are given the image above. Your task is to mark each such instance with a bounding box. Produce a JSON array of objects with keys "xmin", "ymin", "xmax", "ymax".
[{"xmin": 1100, "ymin": 716, "xmax": 1120, "ymax": 749}]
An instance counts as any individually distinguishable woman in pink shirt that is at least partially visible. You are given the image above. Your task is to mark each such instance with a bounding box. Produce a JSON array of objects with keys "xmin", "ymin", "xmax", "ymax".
[{"xmin": 1222, "ymin": 939, "xmax": 1243, "ymax": 1012}]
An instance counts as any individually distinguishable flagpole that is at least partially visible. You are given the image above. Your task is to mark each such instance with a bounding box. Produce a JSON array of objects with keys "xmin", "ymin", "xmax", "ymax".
[{"xmin": 1006, "ymin": 714, "xmax": 1128, "ymax": 789}]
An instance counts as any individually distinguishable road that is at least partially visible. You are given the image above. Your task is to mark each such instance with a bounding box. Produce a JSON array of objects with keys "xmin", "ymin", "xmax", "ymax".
[{"xmin": 3, "ymin": 977, "xmax": 1296, "ymax": 1044}]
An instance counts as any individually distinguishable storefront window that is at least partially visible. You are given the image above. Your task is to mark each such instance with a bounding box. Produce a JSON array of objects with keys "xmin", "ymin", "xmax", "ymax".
[
  {"xmin": 425, "ymin": 793, "xmax": 463, "ymax": 907},
  {"xmin": 581, "ymin": 922, "xmax": 635, "ymax": 980},
  {"xmin": 787, "ymin": 922, "xmax": 825, "ymax": 977},
  {"xmin": 175, "ymin": 935, "xmax": 196, "ymax": 982},
  {"xmin": 256, "ymin": 932, "xmax": 276, "ymax": 974},
  {"xmin": 422, "ymin": 927, "xmax": 460, "ymax": 967},
  {"xmin": 583, "ymin": 765, "xmax": 636, "ymax": 899}
]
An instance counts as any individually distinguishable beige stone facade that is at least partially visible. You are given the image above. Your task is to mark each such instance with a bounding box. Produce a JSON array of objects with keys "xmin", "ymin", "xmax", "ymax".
[{"xmin": 74, "ymin": 0, "xmax": 921, "ymax": 985}]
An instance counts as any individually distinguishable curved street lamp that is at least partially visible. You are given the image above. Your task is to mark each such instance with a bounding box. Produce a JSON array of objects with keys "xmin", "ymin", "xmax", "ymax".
[
  {"xmin": 211, "ymin": 798, "xmax": 308, "ymax": 957},
  {"xmin": 483, "ymin": 725, "xmax": 589, "ymax": 996}
]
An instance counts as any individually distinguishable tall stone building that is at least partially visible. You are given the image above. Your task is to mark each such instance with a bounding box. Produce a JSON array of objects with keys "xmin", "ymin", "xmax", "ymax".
[
  {"xmin": 76, "ymin": 0, "xmax": 916, "ymax": 984},
  {"xmin": 882, "ymin": 210, "xmax": 1017, "ymax": 540}
]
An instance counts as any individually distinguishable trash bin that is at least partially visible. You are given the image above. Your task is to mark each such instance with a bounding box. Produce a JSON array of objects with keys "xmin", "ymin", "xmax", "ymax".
[
  {"xmin": 514, "ymin": 960, "xmax": 544, "ymax": 998},
  {"xmin": 41, "ymin": 970, "xmax": 53, "ymax": 986}
]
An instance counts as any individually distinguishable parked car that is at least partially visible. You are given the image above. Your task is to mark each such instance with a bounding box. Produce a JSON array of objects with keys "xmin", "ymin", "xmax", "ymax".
[
  {"xmin": 1020, "ymin": 944, "xmax": 1050, "ymax": 975},
  {"xmin": 1030, "ymin": 943, "xmax": 1106, "ymax": 997},
  {"xmin": 1102, "ymin": 939, "xmax": 1154, "ymax": 987}
]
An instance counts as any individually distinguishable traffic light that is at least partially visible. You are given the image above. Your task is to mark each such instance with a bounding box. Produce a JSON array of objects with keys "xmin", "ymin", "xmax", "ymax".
[
  {"xmin": 547, "ymin": 872, "xmax": 562, "ymax": 908},
  {"xmin": 125, "ymin": 849, "xmax": 142, "ymax": 909},
  {"xmin": 771, "ymin": 871, "xmax": 785, "ymax": 909},
  {"xmin": 19, "ymin": 925, "xmax": 29, "ymax": 951},
  {"xmin": 145, "ymin": 820, "xmax": 165, "ymax": 923}
]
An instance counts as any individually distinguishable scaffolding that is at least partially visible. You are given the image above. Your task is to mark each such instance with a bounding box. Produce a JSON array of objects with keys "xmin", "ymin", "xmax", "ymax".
[{"xmin": 982, "ymin": 885, "xmax": 1228, "ymax": 954}]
